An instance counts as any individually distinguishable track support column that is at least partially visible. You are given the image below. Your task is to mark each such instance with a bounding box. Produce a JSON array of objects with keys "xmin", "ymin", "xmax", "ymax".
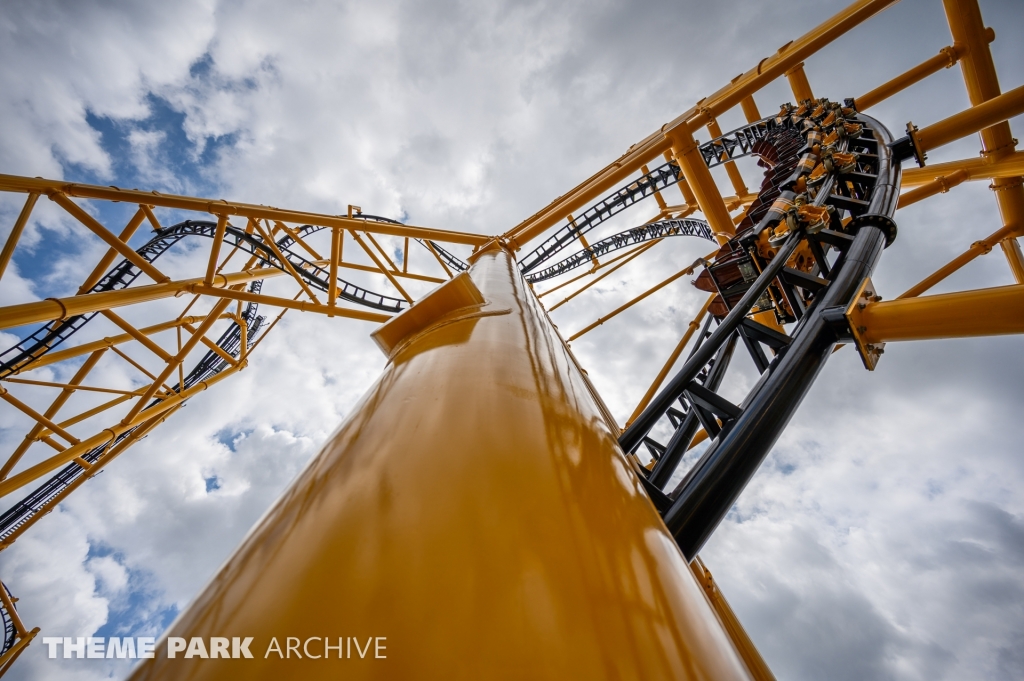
[{"xmin": 128, "ymin": 245, "xmax": 755, "ymax": 681}]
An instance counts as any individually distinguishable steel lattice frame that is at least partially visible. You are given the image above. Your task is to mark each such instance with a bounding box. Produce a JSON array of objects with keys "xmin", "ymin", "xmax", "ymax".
[{"xmin": 0, "ymin": 0, "xmax": 1022, "ymax": 675}]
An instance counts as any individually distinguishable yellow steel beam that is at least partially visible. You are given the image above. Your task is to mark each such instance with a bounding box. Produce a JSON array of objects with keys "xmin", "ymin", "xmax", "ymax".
[
  {"xmin": 897, "ymin": 169, "xmax": 970, "ymax": 208},
  {"xmin": 188, "ymin": 283, "xmax": 392, "ymax": 323},
  {"xmin": 120, "ymin": 297, "xmax": 235, "ymax": 424},
  {"xmin": 250, "ymin": 218, "xmax": 321, "ymax": 304},
  {"xmin": 364, "ymin": 231, "xmax": 403, "ymax": 274},
  {"xmin": 107, "ymin": 345, "xmax": 174, "ymax": 396},
  {"xmin": 785, "ymin": 62, "xmax": 814, "ymax": 102},
  {"xmin": 180, "ymin": 322, "xmax": 240, "ymax": 367},
  {"xmin": 0, "ymin": 193, "xmax": 38, "ymax": 283},
  {"xmin": 44, "ymin": 393, "xmax": 136, "ymax": 436},
  {"xmin": 128, "ymin": 246, "xmax": 755, "ymax": 681},
  {"xmin": 707, "ymin": 119, "xmax": 749, "ymax": 198},
  {"xmin": 910, "ymin": 83, "xmax": 1024, "ymax": 155},
  {"xmin": 625, "ymin": 293, "xmax": 716, "ymax": 429},
  {"xmin": 503, "ymin": 0, "xmax": 897, "ymax": 247},
  {"xmin": 328, "ymin": 227, "xmax": 341, "ymax": 307},
  {"xmin": 0, "ymin": 406, "xmax": 178, "ymax": 550},
  {"xmin": 943, "ymin": 0, "xmax": 1024, "ymax": 281},
  {"xmin": 205, "ymin": 214, "xmax": 230, "ymax": 285},
  {"xmin": 100, "ymin": 310, "xmax": 174, "ymax": 362},
  {"xmin": 348, "ymin": 230, "xmax": 413, "ymax": 302},
  {"xmin": 567, "ymin": 254, "xmax": 712, "ymax": 341},
  {"xmin": 860, "ymin": 283, "xmax": 1024, "ymax": 343},
  {"xmin": 548, "ymin": 240, "xmax": 660, "ymax": 311},
  {"xmin": 0, "ymin": 267, "xmax": 277, "ymax": 331},
  {"xmin": 0, "ymin": 174, "xmax": 490, "ymax": 246},
  {"xmin": 898, "ymin": 220, "xmax": 1020, "ymax": 300},
  {"xmin": 0, "ymin": 579, "xmax": 28, "ymax": 638},
  {"xmin": 78, "ymin": 207, "xmax": 148, "ymax": 294},
  {"xmin": 423, "ymin": 239, "xmax": 454, "ymax": 278},
  {"xmin": 740, "ymin": 96, "xmax": 762, "ymax": 124},
  {"xmin": 901, "ymin": 152, "xmax": 1024, "ymax": 188},
  {"xmin": 690, "ymin": 557, "xmax": 777, "ymax": 681},
  {"xmin": 275, "ymin": 221, "xmax": 324, "ymax": 261},
  {"xmin": 535, "ymin": 240, "xmax": 651, "ymax": 299},
  {"xmin": 0, "ymin": 387, "xmax": 81, "ymax": 446},
  {"xmin": 0, "ymin": 627, "xmax": 39, "ymax": 676},
  {"xmin": 18, "ymin": 315, "xmax": 217, "ymax": 373},
  {"xmin": 669, "ymin": 126, "xmax": 735, "ymax": 243},
  {"xmin": 0, "ymin": 349, "xmax": 106, "ymax": 480},
  {"xmin": 0, "ymin": 361, "xmax": 243, "ymax": 500},
  {"xmin": 856, "ymin": 44, "xmax": 963, "ymax": 111},
  {"xmin": 49, "ymin": 192, "xmax": 169, "ymax": 284},
  {"xmin": 1, "ymin": 378, "xmax": 141, "ymax": 397}
]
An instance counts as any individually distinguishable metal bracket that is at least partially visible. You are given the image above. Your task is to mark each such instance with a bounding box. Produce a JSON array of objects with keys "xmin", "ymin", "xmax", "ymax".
[{"xmin": 845, "ymin": 276, "xmax": 885, "ymax": 371}]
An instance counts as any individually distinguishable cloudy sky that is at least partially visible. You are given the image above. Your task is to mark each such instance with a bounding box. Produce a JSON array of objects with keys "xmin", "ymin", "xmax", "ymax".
[{"xmin": 1, "ymin": 0, "xmax": 1023, "ymax": 678}]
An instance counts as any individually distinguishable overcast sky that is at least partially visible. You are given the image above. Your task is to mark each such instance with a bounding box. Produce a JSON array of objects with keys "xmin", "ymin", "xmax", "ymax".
[{"xmin": 1, "ymin": 0, "xmax": 1023, "ymax": 679}]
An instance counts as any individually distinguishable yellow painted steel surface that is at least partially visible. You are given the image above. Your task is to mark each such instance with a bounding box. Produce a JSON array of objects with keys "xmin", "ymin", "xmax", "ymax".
[{"xmin": 128, "ymin": 247, "xmax": 752, "ymax": 680}]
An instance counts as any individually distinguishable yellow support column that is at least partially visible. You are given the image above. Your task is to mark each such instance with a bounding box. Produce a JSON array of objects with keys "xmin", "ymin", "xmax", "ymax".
[
  {"xmin": 667, "ymin": 125, "xmax": 736, "ymax": 244},
  {"xmin": 785, "ymin": 63, "xmax": 814, "ymax": 102},
  {"xmin": 129, "ymin": 245, "xmax": 755, "ymax": 681},
  {"xmin": 943, "ymin": 0, "xmax": 1024, "ymax": 282}
]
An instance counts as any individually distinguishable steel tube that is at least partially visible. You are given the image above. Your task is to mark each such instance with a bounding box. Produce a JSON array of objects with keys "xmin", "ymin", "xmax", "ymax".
[
  {"xmin": 620, "ymin": 233, "xmax": 802, "ymax": 454},
  {"xmin": 863, "ymin": 283, "xmax": 1024, "ymax": 342},
  {"xmin": 128, "ymin": 246, "xmax": 755, "ymax": 680}
]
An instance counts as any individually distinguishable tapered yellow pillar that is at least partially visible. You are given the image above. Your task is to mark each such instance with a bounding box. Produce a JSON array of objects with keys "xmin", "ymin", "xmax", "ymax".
[{"xmin": 129, "ymin": 244, "xmax": 752, "ymax": 680}]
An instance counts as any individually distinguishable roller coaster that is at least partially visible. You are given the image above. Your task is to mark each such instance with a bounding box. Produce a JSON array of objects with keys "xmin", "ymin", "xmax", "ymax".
[{"xmin": 0, "ymin": 0, "xmax": 1022, "ymax": 677}]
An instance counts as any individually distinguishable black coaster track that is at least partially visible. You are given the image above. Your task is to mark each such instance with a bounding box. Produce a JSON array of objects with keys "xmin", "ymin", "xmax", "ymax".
[
  {"xmin": 613, "ymin": 102, "xmax": 905, "ymax": 559},
  {"xmin": 517, "ymin": 115, "xmax": 803, "ymax": 275}
]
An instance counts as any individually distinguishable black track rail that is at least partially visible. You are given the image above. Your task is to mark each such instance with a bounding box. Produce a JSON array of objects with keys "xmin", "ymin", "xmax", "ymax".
[
  {"xmin": 518, "ymin": 115, "xmax": 800, "ymax": 275},
  {"xmin": 0, "ymin": 285, "xmax": 265, "ymax": 542},
  {"xmin": 0, "ymin": 211, "xmax": 470, "ymax": 540},
  {"xmin": 619, "ymin": 103, "xmax": 906, "ymax": 560},
  {"xmin": 0, "ymin": 218, "xmax": 408, "ymax": 379},
  {"xmin": 524, "ymin": 218, "xmax": 714, "ymax": 284}
]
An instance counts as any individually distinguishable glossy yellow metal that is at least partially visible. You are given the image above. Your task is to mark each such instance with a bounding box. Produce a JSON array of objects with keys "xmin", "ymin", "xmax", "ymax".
[
  {"xmin": 668, "ymin": 126, "xmax": 736, "ymax": 243},
  {"xmin": 901, "ymin": 152, "xmax": 1024, "ymax": 188},
  {"xmin": 128, "ymin": 247, "xmax": 753, "ymax": 681},
  {"xmin": 898, "ymin": 222, "xmax": 1020, "ymax": 299},
  {"xmin": 855, "ymin": 44, "xmax": 962, "ymax": 111},
  {"xmin": 626, "ymin": 293, "xmax": 716, "ymax": 429},
  {"xmin": 859, "ymin": 283, "xmax": 1024, "ymax": 344},
  {"xmin": 740, "ymin": 96, "xmax": 761, "ymax": 124},
  {"xmin": 0, "ymin": 174, "xmax": 489, "ymax": 247},
  {"xmin": 690, "ymin": 558, "xmax": 776, "ymax": 681},
  {"xmin": 502, "ymin": 0, "xmax": 897, "ymax": 247},
  {"xmin": 0, "ymin": 268, "xmax": 277, "ymax": 331},
  {"xmin": 897, "ymin": 169, "xmax": 970, "ymax": 208},
  {"xmin": 0, "ymin": 361, "xmax": 243, "ymax": 500},
  {"xmin": 0, "ymin": 193, "xmax": 38, "ymax": 282},
  {"xmin": 784, "ymin": 63, "xmax": 814, "ymax": 102},
  {"xmin": 707, "ymin": 119, "xmax": 749, "ymax": 198},
  {"xmin": 910, "ymin": 83, "xmax": 1024, "ymax": 155},
  {"xmin": 942, "ymin": 0, "xmax": 1024, "ymax": 280}
]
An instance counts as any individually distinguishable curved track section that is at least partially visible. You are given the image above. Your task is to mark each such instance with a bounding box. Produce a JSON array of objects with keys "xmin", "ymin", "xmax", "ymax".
[
  {"xmin": 0, "ymin": 218, "xmax": 406, "ymax": 379},
  {"xmin": 517, "ymin": 115, "xmax": 800, "ymax": 275},
  {"xmin": 0, "ymin": 213, "xmax": 468, "ymax": 539},
  {"xmin": 524, "ymin": 218, "xmax": 714, "ymax": 284},
  {"xmin": 0, "ymin": 288, "xmax": 265, "ymax": 542},
  {"xmin": 618, "ymin": 100, "xmax": 905, "ymax": 560}
]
